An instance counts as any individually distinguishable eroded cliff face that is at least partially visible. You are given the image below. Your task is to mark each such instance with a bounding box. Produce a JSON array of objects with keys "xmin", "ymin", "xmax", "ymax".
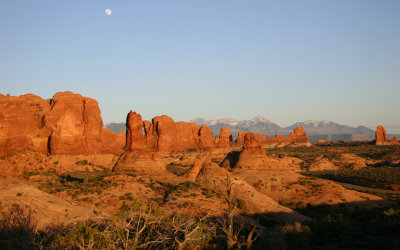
[
  {"xmin": 113, "ymin": 110, "xmax": 232, "ymax": 173},
  {"xmin": 235, "ymin": 131, "xmax": 247, "ymax": 145},
  {"xmin": 215, "ymin": 127, "xmax": 232, "ymax": 148},
  {"xmin": 375, "ymin": 125, "xmax": 399, "ymax": 146},
  {"xmin": 123, "ymin": 110, "xmax": 231, "ymax": 153},
  {"xmin": 0, "ymin": 92, "xmax": 124, "ymax": 156},
  {"xmin": 0, "ymin": 94, "xmax": 51, "ymax": 154}
]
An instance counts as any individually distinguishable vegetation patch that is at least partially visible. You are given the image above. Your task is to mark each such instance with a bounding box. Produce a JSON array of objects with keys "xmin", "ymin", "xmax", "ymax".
[
  {"xmin": 166, "ymin": 163, "xmax": 193, "ymax": 176},
  {"xmin": 304, "ymin": 167, "xmax": 400, "ymax": 191}
]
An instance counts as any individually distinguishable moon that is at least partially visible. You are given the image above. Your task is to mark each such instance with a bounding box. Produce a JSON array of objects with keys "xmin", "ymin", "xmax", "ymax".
[{"xmin": 105, "ymin": 9, "xmax": 112, "ymax": 16}]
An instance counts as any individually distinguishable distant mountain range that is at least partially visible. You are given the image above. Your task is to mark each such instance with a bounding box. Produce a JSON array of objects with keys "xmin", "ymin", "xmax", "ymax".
[
  {"xmin": 104, "ymin": 116, "xmax": 380, "ymax": 142},
  {"xmin": 189, "ymin": 117, "xmax": 376, "ymax": 142}
]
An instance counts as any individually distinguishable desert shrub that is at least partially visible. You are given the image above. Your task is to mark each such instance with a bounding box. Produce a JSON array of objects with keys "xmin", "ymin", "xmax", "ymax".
[
  {"xmin": 22, "ymin": 170, "xmax": 41, "ymax": 180},
  {"xmin": 157, "ymin": 181, "xmax": 200, "ymax": 203},
  {"xmin": 0, "ymin": 200, "xmax": 216, "ymax": 249},
  {"xmin": 46, "ymin": 221, "xmax": 109, "ymax": 249},
  {"xmin": 75, "ymin": 160, "xmax": 94, "ymax": 166},
  {"xmin": 0, "ymin": 204, "xmax": 37, "ymax": 249},
  {"xmin": 304, "ymin": 167, "xmax": 400, "ymax": 190},
  {"xmin": 36, "ymin": 168, "xmax": 113, "ymax": 200},
  {"xmin": 166, "ymin": 163, "xmax": 192, "ymax": 176}
]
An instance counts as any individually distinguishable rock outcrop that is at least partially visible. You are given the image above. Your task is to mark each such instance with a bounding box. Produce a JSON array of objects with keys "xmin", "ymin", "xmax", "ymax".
[
  {"xmin": 257, "ymin": 126, "xmax": 308, "ymax": 145},
  {"xmin": 113, "ymin": 151, "xmax": 165, "ymax": 173},
  {"xmin": 215, "ymin": 127, "xmax": 232, "ymax": 148},
  {"xmin": 0, "ymin": 92, "xmax": 124, "ymax": 156},
  {"xmin": 198, "ymin": 126, "xmax": 215, "ymax": 149},
  {"xmin": 235, "ymin": 131, "xmax": 247, "ymax": 145},
  {"xmin": 308, "ymin": 156, "xmax": 338, "ymax": 171},
  {"xmin": 375, "ymin": 125, "xmax": 399, "ymax": 146},
  {"xmin": 120, "ymin": 110, "xmax": 228, "ymax": 153},
  {"xmin": 235, "ymin": 133, "xmax": 272, "ymax": 170},
  {"xmin": 0, "ymin": 94, "xmax": 51, "ymax": 155},
  {"xmin": 195, "ymin": 160, "xmax": 308, "ymax": 222},
  {"xmin": 113, "ymin": 110, "xmax": 227, "ymax": 173}
]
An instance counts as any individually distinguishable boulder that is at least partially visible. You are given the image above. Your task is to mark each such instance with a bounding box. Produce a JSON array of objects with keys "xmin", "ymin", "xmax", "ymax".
[{"xmin": 183, "ymin": 157, "xmax": 206, "ymax": 181}]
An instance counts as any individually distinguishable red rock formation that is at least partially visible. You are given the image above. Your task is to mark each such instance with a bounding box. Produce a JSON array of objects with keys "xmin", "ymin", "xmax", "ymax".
[
  {"xmin": 215, "ymin": 127, "xmax": 232, "ymax": 148},
  {"xmin": 235, "ymin": 133, "xmax": 271, "ymax": 169},
  {"xmin": 150, "ymin": 116, "xmax": 201, "ymax": 152},
  {"xmin": 126, "ymin": 111, "xmax": 147, "ymax": 152},
  {"xmin": 102, "ymin": 129, "xmax": 125, "ymax": 154},
  {"xmin": 45, "ymin": 92, "xmax": 104, "ymax": 154},
  {"xmin": 122, "ymin": 111, "xmax": 219, "ymax": 154},
  {"xmin": 114, "ymin": 112, "xmax": 218, "ymax": 173},
  {"xmin": 375, "ymin": 125, "xmax": 399, "ymax": 146},
  {"xmin": 113, "ymin": 151, "xmax": 165, "ymax": 173},
  {"xmin": 0, "ymin": 92, "xmax": 124, "ymax": 156},
  {"xmin": 257, "ymin": 126, "xmax": 308, "ymax": 145},
  {"xmin": 0, "ymin": 94, "xmax": 51, "ymax": 155},
  {"xmin": 236, "ymin": 131, "xmax": 247, "ymax": 145},
  {"xmin": 198, "ymin": 126, "xmax": 215, "ymax": 149},
  {"xmin": 293, "ymin": 127, "xmax": 308, "ymax": 141}
]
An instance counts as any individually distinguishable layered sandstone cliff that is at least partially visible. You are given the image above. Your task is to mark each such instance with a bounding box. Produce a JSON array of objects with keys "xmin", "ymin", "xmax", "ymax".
[{"xmin": 0, "ymin": 92, "xmax": 124, "ymax": 156}]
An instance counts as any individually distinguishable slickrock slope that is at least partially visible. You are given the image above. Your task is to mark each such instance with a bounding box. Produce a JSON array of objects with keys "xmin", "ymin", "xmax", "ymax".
[
  {"xmin": 194, "ymin": 160, "xmax": 309, "ymax": 222},
  {"xmin": 257, "ymin": 126, "xmax": 309, "ymax": 145},
  {"xmin": 308, "ymin": 155, "xmax": 338, "ymax": 171},
  {"xmin": 375, "ymin": 125, "xmax": 399, "ymax": 146},
  {"xmin": 0, "ymin": 92, "xmax": 124, "ymax": 156},
  {"xmin": 0, "ymin": 177, "xmax": 93, "ymax": 230}
]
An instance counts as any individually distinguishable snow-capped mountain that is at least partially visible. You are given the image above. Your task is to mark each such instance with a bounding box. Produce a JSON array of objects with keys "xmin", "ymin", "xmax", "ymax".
[
  {"xmin": 190, "ymin": 116, "xmax": 285, "ymax": 138},
  {"xmin": 190, "ymin": 117, "xmax": 375, "ymax": 141},
  {"xmin": 286, "ymin": 120, "xmax": 374, "ymax": 136}
]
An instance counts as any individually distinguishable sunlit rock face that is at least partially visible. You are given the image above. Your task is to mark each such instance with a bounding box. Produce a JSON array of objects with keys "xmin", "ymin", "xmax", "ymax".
[
  {"xmin": 375, "ymin": 125, "xmax": 399, "ymax": 146},
  {"xmin": 0, "ymin": 91, "xmax": 124, "ymax": 156}
]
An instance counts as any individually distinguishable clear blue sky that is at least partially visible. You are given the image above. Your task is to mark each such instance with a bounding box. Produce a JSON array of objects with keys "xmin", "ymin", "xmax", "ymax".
[{"xmin": 1, "ymin": 0, "xmax": 399, "ymax": 132}]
